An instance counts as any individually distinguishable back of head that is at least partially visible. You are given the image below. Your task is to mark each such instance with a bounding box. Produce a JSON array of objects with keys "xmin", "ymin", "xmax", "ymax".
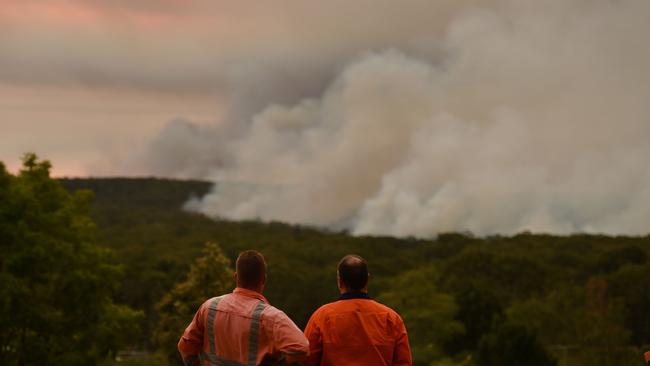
[
  {"xmin": 338, "ymin": 254, "xmax": 368, "ymax": 291},
  {"xmin": 236, "ymin": 250, "xmax": 267, "ymax": 289}
]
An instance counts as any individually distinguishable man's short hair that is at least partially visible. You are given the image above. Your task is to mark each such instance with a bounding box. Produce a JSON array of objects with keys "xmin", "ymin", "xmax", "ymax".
[
  {"xmin": 338, "ymin": 254, "xmax": 368, "ymax": 291},
  {"xmin": 236, "ymin": 250, "xmax": 267, "ymax": 288}
]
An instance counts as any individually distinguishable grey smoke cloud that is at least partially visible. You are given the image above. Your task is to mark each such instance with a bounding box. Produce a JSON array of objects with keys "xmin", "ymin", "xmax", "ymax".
[
  {"xmin": 185, "ymin": 0, "xmax": 650, "ymax": 237},
  {"xmin": 99, "ymin": 0, "xmax": 494, "ymax": 176},
  {"xmin": 5, "ymin": 0, "xmax": 647, "ymax": 236}
]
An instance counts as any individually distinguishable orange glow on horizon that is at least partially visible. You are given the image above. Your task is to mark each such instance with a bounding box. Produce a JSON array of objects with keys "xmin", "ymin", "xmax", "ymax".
[
  {"xmin": 0, "ymin": 1, "xmax": 208, "ymax": 30},
  {"xmin": 2, "ymin": 157, "xmax": 87, "ymax": 178}
]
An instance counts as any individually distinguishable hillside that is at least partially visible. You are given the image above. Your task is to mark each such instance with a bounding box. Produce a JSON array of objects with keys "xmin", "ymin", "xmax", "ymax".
[
  {"xmin": 59, "ymin": 178, "xmax": 437, "ymax": 329},
  {"xmin": 60, "ymin": 178, "xmax": 650, "ymax": 366}
]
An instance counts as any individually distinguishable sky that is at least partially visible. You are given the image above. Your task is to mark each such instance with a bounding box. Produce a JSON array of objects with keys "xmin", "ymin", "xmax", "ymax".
[
  {"xmin": 0, "ymin": 0, "xmax": 482, "ymax": 175},
  {"xmin": 2, "ymin": 0, "xmax": 650, "ymax": 237}
]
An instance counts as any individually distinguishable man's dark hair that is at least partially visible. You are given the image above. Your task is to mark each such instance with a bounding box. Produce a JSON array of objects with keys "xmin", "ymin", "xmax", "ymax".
[
  {"xmin": 338, "ymin": 254, "xmax": 368, "ymax": 291},
  {"xmin": 236, "ymin": 250, "xmax": 267, "ymax": 289}
]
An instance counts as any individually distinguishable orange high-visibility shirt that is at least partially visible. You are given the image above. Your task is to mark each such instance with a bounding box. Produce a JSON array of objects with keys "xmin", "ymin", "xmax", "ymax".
[
  {"xmin": 178, "ymin": 287, "xmax": 309, "ymax": 366},
  {"xmin": 304, "ymin": 292, "xmax": 412, "ymax": 366}
]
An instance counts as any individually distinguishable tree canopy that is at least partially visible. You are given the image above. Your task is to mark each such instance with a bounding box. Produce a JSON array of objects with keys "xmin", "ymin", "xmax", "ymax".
[
  {"xmin": 155, "ymin": 242, "xmax": 233, "ymax": 365},
  {"xmin": 0, "ymin": 154, "xmax": 141, "ymax": 365},
  {"xmin": 6, "ymin": 171, "xmax": 641, "ymax": 366}
]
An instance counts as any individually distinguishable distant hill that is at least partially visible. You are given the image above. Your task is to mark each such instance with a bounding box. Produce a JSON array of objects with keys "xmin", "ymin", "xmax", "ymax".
[
  {"xmin": 60, "ymin": 177, "xmax": 212, "ymax": 210},
  {"xmin": 58, "ymin": 178, "xmax": 437, "ymax": 344}
]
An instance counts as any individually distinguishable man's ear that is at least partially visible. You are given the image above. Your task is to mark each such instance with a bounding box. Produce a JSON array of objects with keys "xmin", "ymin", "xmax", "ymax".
[
  {"xmin": 233, "ymin": 272, "xmax": 238, "ymax": 285},
  {"xmin": 336, "ymin": 271, "xmax": 343, "ymax": 290}
]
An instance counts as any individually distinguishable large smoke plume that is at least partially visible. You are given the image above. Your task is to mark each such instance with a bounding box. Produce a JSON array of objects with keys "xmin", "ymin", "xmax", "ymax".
[{"xmin": 165, "ymin": 0, "xmax": 650, "ymax": 236}]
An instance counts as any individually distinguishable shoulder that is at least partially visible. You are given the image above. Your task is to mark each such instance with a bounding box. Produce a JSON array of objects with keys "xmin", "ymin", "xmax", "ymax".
[
  {"xmin": 261, "ymin": 303, "xmax": 282, "ymax": 318},
  {"xmin": 369, "ymin": 299, "xmax": 397, "ymax": 312},
  {"xmin": 304, "ymin": 301, "xmax": 339, "ymax": 330},
  {"xmin": 311, "ymin": 301, "xmax": 341, "ymax": 318},
  {"xmin": 260, "ymin": 303, "xmax": 291, "ymax": 325},
  {"xmin": 370, "ymin": 300, "xmax": 405, "ymax": 323},
  {"xmin": 260, "ymin": 304, "xmax": 304, "ymax": 336},
  {"xmin": 198, "ymin": 294, "xmax": 231, "ymax": 314},
  {"xmin": 201, "ymin": 294, "xmax": 229, "ymax": 308}
]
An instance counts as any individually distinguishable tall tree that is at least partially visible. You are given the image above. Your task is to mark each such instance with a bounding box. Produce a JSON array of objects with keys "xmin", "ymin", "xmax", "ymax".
[
  {"xmin": 379, "ymin": 265, "xmax": 464, "ymax": 366},
  {"xmin": 0, "ymin": 154, "xmax": 142, "ymax": 365},
  {"xmin": 477, "ymin": 323, "xmax": 557, "ymax": 366},
  {"xmin": 155, "ymin": 242, "xmax": 234, "ymax": 365},
  {"xmin": 445, "ymin": 285, "xmax": 503, "ymax": 354}
]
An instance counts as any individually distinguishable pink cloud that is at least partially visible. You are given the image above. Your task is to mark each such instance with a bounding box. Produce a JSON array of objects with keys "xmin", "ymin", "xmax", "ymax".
[{"xmin": 0, "ymin": 0, "xmax": 209, "ymax": 30}]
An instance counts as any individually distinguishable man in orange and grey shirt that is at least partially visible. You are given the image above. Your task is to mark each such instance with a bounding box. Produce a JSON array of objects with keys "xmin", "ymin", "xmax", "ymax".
[
  {"xmin": 303, "ymin": 254, "xmax": 412, "ymax": 366},
  {"xmin": 179, "ymin": 250, "xmax": 309, "ymax": 366}
]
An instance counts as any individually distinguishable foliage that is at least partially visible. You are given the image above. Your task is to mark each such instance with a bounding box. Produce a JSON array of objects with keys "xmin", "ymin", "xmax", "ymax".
[
  {"xmin": 0, "ymin": 154, "xmax": 142, "ymax": 366},
  {"xmin": 440, "ymin": 250, "xmax": 548, "ymax": 304},
  {"xmin": 593, "ymin": 245, "xmax": 647, "ymax": 274},
  {"xmin": 154, "ymin": 242, "xmax": 234, "ymax": 365},
  {"xmin": 477, "ymin": 323, "xmax": 557, "ymax": 366},
  {"xmin": 607, "ymin": 263, "xmax": 650, "ymax": 346},
  {"xmin": 55, "ymin": 176, "xmax": 650, "ymax": 366},
  {"xmin": 379, "ymin": 265, "xmax": 464, "ymax": 365},
  {"xmin": 445, "ymin": 286, "xmax": 503, "ymax": 354}
]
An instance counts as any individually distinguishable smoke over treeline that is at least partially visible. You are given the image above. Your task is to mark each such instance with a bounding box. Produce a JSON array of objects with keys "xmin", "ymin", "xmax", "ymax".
[{"xmin": 135, "ymin": 0, "xmax": 650, "ymax": 237}]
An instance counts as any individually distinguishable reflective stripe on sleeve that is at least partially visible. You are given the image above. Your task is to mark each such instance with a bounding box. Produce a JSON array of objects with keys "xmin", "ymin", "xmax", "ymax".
[
  {"xmin": 206, "ymin": 296, "xmax": 223, "ymax": 355},
  {"xmin": 200, "ymin": 352, "xmax": 246, "ymax": 366}
]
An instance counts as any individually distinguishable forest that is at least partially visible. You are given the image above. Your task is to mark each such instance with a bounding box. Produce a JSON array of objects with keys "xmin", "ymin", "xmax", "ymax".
[{"xmin": 2, "ymin": 155, "xmax": 650, "ymax": 366}]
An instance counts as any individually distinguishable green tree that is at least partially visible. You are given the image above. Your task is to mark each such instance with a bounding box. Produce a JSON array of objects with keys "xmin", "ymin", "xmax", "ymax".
[
  {"xmin": 155, "ymin": 242, "xmax": 234, "ymax": 365},
  {"xmin": 607, "ymin": 263, "xmax": 650, "ymax": 346},
  {"xmin": 0, "ymin": 154, "xmax": 142, "ymax": 365},
  {"xmin": 379, "ymin": 265, "xmax": 464, "ymax": 366},
  {"xmin": 440, "ymin": 250, "xmax": 548, "ymax": 305},
  {"xmin": 507, "ymin": 281, "xmax": 632, "ymax": 366},
  {"xmin": 594, "ymin": 245, "xmax": 647, "ymax": 274},
  {"xmin": 477, "ymin": 323, "xmax": 557, "ymax": 366},
  {"xmin": 445, "ymin": 286, "xmax": 503, "ymax": 354}
]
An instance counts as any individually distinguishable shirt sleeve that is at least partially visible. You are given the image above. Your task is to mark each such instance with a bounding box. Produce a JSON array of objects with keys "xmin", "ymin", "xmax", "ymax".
[
  {"xmin": 392, "ymin": 315, "xmax": 412, "ymax": 366},
  {"xmin": 178, "ymin": 302, "xmax": 206, "ymax": 363},
  {"xmin": 303, "ymin": 310, "xmax": 323, "ymax": 366},
  {"xmin": 267, "ymin": 308, "xmax": 310, "ymax": 357}
]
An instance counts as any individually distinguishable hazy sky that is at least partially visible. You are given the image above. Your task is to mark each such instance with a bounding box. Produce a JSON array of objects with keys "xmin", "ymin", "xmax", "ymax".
[
  {"xmin": 0, "ymin": 0, "xmax": 484, "ymax": 175},
  {"xmin": 2, "ymin": 0, "xmax": 649, "ymax": 237}
]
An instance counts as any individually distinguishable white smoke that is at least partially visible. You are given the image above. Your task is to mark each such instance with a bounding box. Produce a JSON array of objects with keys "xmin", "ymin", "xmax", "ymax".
[{"xmin": 188, "ymin": 0, "xmax": 650, "ymax": 237}]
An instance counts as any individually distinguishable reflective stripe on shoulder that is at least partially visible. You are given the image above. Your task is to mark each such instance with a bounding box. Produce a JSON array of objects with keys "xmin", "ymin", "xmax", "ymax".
[{"xmin": 202, "ymin": 297, "xmax": 268, "ymax": 366}]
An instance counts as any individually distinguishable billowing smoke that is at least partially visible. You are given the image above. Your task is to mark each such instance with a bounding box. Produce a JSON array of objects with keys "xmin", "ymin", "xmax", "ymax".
[{"xmin": 183, "ymin": 0, "xmax": 650, "ymax": 236}]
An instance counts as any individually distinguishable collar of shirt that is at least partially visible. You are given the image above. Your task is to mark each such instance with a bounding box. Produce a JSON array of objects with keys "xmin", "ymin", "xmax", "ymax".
[
  {"xmin": 233, "ymin": 287, "xmax": 270, "ymax": 304},
  {"xmin": 339, "ymin": 291, "xmax": 372, "ymax": 300}
]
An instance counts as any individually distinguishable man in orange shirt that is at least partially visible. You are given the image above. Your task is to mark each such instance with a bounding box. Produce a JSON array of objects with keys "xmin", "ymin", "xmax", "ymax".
[
  {"xmin": 178, "ymin": 250, "xmax": 309, "ymax": 366},
  {"xmin": 303, "ymin": 255, "xmax": 412, "ymax": 366}
]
